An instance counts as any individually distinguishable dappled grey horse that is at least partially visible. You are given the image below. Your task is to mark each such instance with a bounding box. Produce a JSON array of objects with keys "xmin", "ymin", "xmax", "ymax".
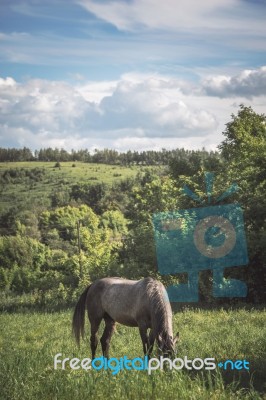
[{"xmin": 72, "ymin": 277, "xmax": 178, "ymax": 358}]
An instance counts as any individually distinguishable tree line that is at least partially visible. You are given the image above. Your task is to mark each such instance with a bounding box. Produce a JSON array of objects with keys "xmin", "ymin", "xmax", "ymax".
[{"xmin": 0, "ymin": 146, "xmax": 221, "ymax": 166}]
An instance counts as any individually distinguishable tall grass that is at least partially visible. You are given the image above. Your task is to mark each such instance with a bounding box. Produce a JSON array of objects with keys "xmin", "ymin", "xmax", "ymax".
[{"xmin": 0, "ymin": 308, "xmax": 265, "ymax": 399}]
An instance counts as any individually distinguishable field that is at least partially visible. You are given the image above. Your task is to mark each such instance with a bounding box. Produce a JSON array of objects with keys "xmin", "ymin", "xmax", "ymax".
[
  {"xmin": 0, "ymin": 156, "xmax": 265, "ymax": 399},
  {"xmin": 0, "ymin": 307, "xmax": 265, "ymax": 400},
  {"xmin": 0, "ymin": 161, "xmax": 154, "ymax": 212}
]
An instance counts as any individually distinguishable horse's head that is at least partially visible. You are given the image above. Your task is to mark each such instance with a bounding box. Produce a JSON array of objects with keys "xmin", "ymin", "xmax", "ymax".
[{"xmin": 158, "ymin": 332, "xmax": 179, "ymax": 357}]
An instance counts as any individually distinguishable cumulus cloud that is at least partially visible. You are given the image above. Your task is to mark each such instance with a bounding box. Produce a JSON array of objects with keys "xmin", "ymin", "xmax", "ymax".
[
  {"xmin": 0, "ymin": 67, "xmax": 265, "ymax": 151},
  {"xmin": 0, "ymin": 77, "xmax": 94, "ymax": 132},
  {"xmin": 0, "ymin": 73, "xmax": 219, "ymax": 150},
  {"xmin": 90, "ymin": 78, "xmax": 217, "ymax": 135},
  {"xmin": 201, "ymin": 67, "xmax": 266, "ymax": 98}
]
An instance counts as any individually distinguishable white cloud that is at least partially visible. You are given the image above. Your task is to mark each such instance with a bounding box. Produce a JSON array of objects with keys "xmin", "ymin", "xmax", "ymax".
[
  {"xmin": 201, "ymin": 67, "xmax": 266, "ymax": 98},
  {"xmin": 113, "ymin": 135, "xmax": 219, "ymax": 152},
  {"xmin": 0, "ymin": 77, "xmax": 16, "ymax": 87},
  {"xmin": 77, "ymin": 80, "xmax": 119, "ymax": 103},
  {"xmin": 78, "ymin": 76, "xmax": 218, "ymax": 136},
  {"xmin": 77, "ymin": 0, "xmax": 265, "ymax": 34},
  {"xmin": 1, "ymin": 0, "xmax": 265, "ymax": 74},
  {"xmin": 0, "ymin": 67, "xmax": 265, "ymax": 152}
]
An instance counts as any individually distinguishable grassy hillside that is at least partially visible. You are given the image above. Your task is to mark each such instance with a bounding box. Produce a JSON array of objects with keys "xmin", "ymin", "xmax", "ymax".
[
  {"xmin": 0, "ymin": 161, "xmax": 154, "ymax": 213},
  {"xmin": 0, "ymin": 308, "xmax": 265, "ymax": 400}
]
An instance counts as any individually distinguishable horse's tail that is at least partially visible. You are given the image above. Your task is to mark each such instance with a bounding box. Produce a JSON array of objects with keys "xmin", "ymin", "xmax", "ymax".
[{"xmin": 72, "ymin": 285, "xmax": 91, "ymax": 346}]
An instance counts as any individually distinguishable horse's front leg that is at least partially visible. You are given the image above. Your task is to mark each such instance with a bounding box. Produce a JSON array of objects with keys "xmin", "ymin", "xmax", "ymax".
[
  {"xmin": 147, "ymin": 330, "xmax": 155, "ymax": 357},
  {"xmin": 138, "ymin": 324, "xmax": 149, "ymax": 355}
]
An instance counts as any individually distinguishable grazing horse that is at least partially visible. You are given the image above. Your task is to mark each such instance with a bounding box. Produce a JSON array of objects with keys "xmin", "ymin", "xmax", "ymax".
[{"xmin": 72, "ymin": 277, "xmax": 178, "ymax": 358}]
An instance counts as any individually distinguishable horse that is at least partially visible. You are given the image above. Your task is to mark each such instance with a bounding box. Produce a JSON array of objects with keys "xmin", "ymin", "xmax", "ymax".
[{"xmin": 72, "ymin": 277, "xmax": 179, "ymax": 359}]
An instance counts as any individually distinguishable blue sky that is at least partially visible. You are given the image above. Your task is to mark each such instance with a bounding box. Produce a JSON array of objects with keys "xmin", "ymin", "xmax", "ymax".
[{"xmin": 0, "ymin": 0, "xmax": 265, "ymax": 151}]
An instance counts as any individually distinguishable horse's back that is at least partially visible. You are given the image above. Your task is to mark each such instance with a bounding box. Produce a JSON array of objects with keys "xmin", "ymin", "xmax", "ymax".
[{"xmin": 87, "ymin": 277, "xmax": 155, "ymax": 327}]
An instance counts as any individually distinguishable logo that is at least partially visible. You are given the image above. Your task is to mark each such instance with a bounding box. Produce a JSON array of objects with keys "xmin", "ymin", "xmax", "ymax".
[
  {"xmin": 54, "ymin": 353, "xmax": 249, "ymax": 375},
  {"xmin": 152, "ymin": 173, "xmax": 248, "ymax": 302}
]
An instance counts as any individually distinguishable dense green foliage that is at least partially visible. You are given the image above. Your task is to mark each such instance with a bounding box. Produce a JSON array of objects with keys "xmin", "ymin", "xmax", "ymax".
[
  {"xmin": 0, "ymin": 308, "xmax": 265, "ymax": 399},
  {"xmin": 218, "ymin": 105, "xmax": 266, "ymax": 302},
  {"xmin": 0, "ymin": 105, "xmax": 265, "ymax": 307}
]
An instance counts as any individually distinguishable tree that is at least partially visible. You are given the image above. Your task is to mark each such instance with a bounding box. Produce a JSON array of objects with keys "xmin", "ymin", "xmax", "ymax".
[
  {"xmin": 39, "ymin": 205, "xmax": 99, "ymax": 243},
  {"xmin": 70, "ymin": 183, "xmax": 108, "ymax": 213},
  {"xmin": 39, "ymin": 204, "xmax": 120, "ymax": 285},
  {"xmin": 0, "ymin": 235, "xmax": 47, "ymax": 293},
  {"xmin": 219, "ymin": 104, "xmax": 266, "ymax": 162},
  {"xmin": 219, "ymin": 105, "xmax": 266, "ymax": 302},
  {"xmin": 100, "ymin": 210, "xmax": 128, "ymax": 237}
]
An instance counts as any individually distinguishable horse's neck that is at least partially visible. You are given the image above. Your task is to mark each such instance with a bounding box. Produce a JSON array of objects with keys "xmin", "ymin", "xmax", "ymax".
[{"xmin": 149, "ymin": 284, "xmax": 173, "ymax": 337}]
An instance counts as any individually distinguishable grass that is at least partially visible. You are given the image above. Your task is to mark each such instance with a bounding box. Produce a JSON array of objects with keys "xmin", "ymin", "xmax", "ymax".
[
  {"xmin": 0, "ymin": 307, "xmax": 265, "ymax": 399},
  {"xmin": 0, "ymin": 161, "xmax": 157, "ymax": 212}
]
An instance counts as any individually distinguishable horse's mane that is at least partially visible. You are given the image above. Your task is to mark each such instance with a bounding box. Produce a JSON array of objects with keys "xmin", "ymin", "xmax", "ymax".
[{"xmin": 145, "ymin": 278, "xmax": 173, "ymax": 348}]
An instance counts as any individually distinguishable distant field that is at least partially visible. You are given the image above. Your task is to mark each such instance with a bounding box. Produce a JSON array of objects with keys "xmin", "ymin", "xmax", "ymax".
[
  {"xmin": 0, "ymin": 162, "xmax": 156, "ymax": 212},
  {"xmin": 0, "ymin": 308, "xmax": 265, "ymax": 399}
]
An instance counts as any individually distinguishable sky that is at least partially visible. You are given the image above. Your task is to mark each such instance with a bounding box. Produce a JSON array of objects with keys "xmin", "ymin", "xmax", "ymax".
[{"xmin": 0, "ymin": 0, "xmax": 265, "ymax": 152}]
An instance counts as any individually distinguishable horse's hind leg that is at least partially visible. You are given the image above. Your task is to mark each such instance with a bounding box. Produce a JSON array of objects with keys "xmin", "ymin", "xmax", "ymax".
[
  {"xmin": 90, "ymin": 318, "xmax": 101, "ymax": 359},
  {"xmin": 100, "ymin": 314, "xmax": 116, "ymax": 358}
]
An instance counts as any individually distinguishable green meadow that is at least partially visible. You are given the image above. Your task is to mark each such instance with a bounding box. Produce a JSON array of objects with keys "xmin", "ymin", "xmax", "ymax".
[
  {"xmin": 0, "ymin": 307, "xmax": 265, "ymax": 400},
  {"xmin": 0, "ymin": 161, "xmax": 151, "ymax": 212}
]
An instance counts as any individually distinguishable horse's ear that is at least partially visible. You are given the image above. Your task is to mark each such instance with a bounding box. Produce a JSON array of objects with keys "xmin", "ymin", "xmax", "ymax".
[{"xmin": 173, "ymin": 332, "xmax": 179, "ymax": 345}]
